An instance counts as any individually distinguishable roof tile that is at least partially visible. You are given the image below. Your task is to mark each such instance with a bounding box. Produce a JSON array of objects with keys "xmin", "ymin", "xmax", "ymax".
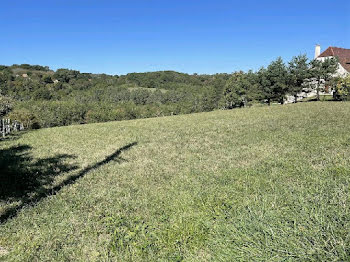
[{"xmin": 318, "ymin": 46, "xmax": 350, "ymax": 73}]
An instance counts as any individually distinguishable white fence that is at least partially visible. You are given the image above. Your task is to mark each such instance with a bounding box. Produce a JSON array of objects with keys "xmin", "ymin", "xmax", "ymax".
[{"xmin": 0, "ymin": 118, "xmax": 24, "ymax": 138}]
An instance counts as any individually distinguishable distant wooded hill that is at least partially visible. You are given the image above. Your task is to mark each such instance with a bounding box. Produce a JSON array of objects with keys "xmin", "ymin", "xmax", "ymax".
[
  {"xmin": 0, "ymin": 55, "xmax": 346, "ymax": 129},
  {"xmin": 0, "ymin": 64, "xmax": 230, "ymax": 128}
]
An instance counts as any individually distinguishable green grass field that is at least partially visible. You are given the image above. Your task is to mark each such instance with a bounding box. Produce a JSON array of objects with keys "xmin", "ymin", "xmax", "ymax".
[{"xmin": 1, "ymin": 102, "xmax": 350, "ymax": 261}]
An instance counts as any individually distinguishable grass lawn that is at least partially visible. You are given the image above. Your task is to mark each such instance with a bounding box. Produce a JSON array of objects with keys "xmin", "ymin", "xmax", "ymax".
[{"xmin": 1, "ymin": 102, "xmax": 350, "ymax": 261}]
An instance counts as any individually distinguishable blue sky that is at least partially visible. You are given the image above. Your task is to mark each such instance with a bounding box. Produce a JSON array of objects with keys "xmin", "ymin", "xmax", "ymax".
[{"xmin": 1, "ymin": 0, "xmax": 349, "ymax": 75}]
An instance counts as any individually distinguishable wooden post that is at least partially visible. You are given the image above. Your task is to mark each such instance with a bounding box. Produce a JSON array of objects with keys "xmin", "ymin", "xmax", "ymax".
[
  {"xmin": 0, "ymin": 118, "xmax": 25, "ymax": 137},
  {"xmin": 2, "ymin": 119, "xmax": 5, "ymax": 138},
  {"xmin": 7, "ymin": 119, "xmax": 10, "ymax": 134}
]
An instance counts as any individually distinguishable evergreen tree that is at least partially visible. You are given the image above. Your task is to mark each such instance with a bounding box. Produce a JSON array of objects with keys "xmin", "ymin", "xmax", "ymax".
[
  {"xmin": 309, "ymin": 57, "xmax": 338, "ymax": 100},
  {"xmin": 257, "ymin": 67, "xmax": 273, "ymax": 105},
  {"xmin": 288, "ymin": 54, "xmax": 309, "ymax": 103},
  {"xmin": 266, "ymin": 57, "xmax": 288, "ymax": 104},
  {"xmin": 245, "ymin": 70, "xmax": 260, "ymax": 103}
]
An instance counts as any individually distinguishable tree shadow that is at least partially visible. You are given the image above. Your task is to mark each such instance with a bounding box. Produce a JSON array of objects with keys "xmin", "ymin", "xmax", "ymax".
[
  {"xmin": 48, "ymin": 142, "xmax": 137, "ymax": 194},
  {"xmin": 0, "ymin": 131, "xmax": 25, "ymax": 142},
  {"xmin": 0, "ymin": 144, "xmax": 77, "ymax": 200},
  {"xmin": 0, "ymin": 144, "xmax": 78, "ymax": 221},
  {"xmin": 0, "ymin": 141, "xmax": 137, "ymax": 223}
]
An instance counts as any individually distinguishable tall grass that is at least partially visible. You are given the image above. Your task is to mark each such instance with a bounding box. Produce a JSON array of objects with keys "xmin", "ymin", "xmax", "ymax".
[{"xmin": 1, "ymin": 102, "xmax": 349, "ymax": 261}]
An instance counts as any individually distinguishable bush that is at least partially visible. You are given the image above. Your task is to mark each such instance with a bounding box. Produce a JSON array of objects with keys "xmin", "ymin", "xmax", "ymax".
[
  {"xmin": 334, "ymin": 76, "xmax": 350, "ymax": 101},
  {"xmin": 8, "ymin": 108, "xmax": 39, "ymax": 129},
  {"xmin": 85, "ymin": 105, "xmax": 117, "ymax": 123},
  {"xmin": 0, "ymin": 95, "xmax": 13, "ymax": 117},
  {"xmin": 33, "ymin": 88, "xmax": 52, "ymax": 100},
  {"xmin": 14, "ymin": 101, "xmax": 87, "ymax": 128}
]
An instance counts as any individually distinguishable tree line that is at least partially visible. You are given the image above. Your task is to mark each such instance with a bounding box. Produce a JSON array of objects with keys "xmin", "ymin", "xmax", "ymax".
[
  {"xmin": 0, "ymin": 54, "xmax": 347, "ymax": 129},
  {"xmin": 221, "ymin": 55, "xmax": 339, "ymax": 109}
]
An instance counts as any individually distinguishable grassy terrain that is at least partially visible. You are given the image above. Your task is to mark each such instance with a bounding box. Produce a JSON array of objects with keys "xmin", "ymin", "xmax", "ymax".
[{"xmin": 1, "ymin": 102, "xmax": 350, "ymax": 261}]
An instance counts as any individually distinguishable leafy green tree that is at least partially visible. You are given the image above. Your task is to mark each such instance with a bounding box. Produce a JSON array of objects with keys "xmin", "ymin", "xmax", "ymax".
[
  {"xmin": 42, "ymin": 75, "xmax": 53, "ymax": 84},
  {"xmin": 0, "ymin": 94, "xmax": 13, "ymax": 117},
  {"xmin": 221, "ymin": 72, "xmax": 247, "ymax": 109},
  {"xmin": 130, "ymin": 89, "xmax": 150, "ymax": 105},
  {"xmin": 54, "ymin": 69, "xmax": 80, "ymax": 83},
  {"xmin": 8, "ymin": 108, "xmax": 39, "ymax": 129},
  {"xmin": 309, "ymin": 57, "xmax": 338, "ymax": 100},
  {"xmin": 208, "ymin": 76, "xmax": 227, "ymax": 108},
  {"xmin": 288, "ymin": 54, "xmax": 309, "ymax": 103},
  {"xmin": 199, "ymin": 86, "xmax": 217, "ymax": 111},
  {"xmin": 0, "ymin": 69, "xmax": 13, "ymax": 87},
  {"xmin": 33, "ymin": 88, "xmax": 52, "ymax": 100},
  {"xmin": 0, "ymin": 65, "xmax": 9, "ymax": 71}
]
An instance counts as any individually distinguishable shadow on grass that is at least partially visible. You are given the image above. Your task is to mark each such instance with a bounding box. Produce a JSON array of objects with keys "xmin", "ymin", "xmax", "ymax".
[
  {"xmin": 0, "ymin": 145, "xmax": 77, "ymax": 201},
  {"xmin": 0, "ymin": 131, "xmax": 26, "ymax": 142},
  {"xmin": 0, "ymin": 141, "xmax": 137, "ymax": 223}
]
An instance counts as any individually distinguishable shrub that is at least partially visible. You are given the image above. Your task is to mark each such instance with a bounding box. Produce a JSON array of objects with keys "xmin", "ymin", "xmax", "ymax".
[
  {"xmin": 0, "ymin": 94, "xmax": 13, "ymax": 117},
  {"xmin": 8, "ymin": 108, "xmax": 39, "ymax": 129},
  {"xmin": 334, "ymin": 76, "xmax": 350, "ymax": 101},
  {"xmin": 85, "ymin": 105, "xmax": 116, "ymax": 123},
  {"xmin": 14, "ymin": 101, "xmax": 87, "ymax": 128}
]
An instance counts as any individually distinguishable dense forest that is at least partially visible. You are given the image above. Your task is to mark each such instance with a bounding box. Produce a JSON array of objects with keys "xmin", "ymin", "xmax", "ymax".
[{"xmin": 0, "ymin": 55, "xmax": 347, "ymax": 129}]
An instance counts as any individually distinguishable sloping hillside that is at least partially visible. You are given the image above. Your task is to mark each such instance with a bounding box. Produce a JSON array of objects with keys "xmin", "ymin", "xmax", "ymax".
[{"xmin": 1, "ymin": 102, "xmax": 350, "ymax": 261}]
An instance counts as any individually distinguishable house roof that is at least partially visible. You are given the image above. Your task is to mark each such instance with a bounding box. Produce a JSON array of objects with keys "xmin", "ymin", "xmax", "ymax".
[{"xmin": 318, "ymin": 46, "xmax": 350, "ymax": 73}]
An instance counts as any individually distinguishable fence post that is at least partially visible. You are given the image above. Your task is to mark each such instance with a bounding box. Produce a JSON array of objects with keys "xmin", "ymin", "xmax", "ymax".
[
  {"xmin": 2, "ymin": 119, "xmax": 5, "ymax": 138},
  {"xmin": 7, "ymin": 119, "xmax": 10, "ymax": 134},
  {"xmin": 0, "ymin": 118, "xmax": 24, "ymax": 138}
]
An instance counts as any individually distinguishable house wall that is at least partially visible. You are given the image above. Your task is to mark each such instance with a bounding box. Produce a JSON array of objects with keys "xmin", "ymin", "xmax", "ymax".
[{"xmin": 316, "ymin": 56, "xmax": 349, "ymax": 77}]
